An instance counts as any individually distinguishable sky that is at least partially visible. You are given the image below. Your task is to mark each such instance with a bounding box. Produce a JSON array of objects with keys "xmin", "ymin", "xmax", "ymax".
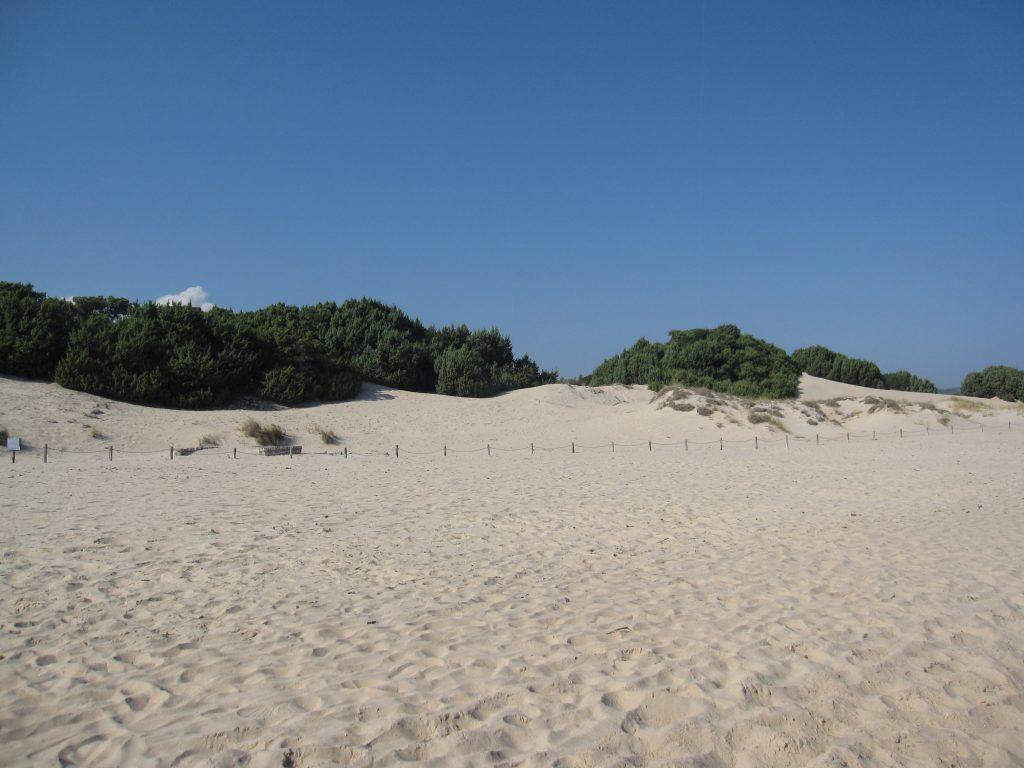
[{"xmin": 1, "ymin": 1, "xmax": 1021, "ymax": 387}]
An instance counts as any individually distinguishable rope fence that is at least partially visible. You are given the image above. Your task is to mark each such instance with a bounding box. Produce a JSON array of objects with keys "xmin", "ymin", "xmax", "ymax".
[{"xmin": 5, "ymin": 420, "xmax": 1020, "ymax": 465}]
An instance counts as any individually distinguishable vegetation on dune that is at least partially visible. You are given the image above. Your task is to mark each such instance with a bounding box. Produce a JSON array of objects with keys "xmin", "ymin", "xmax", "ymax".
[
  {"xmin": 881, "ymin": 370, "xmax": 938, "ymax": 394},
  {"xmin": 586, "ymin": 325, "xmax": 800, "ymax": 399},
  {"xmin": 960, "ymin": 366, "xmax": 1024, "ymax": 402},
  {"xmin": 791, "ymin": 345, "xmax": 937, "ymax": 393},
  {"xmin": 0, "ymin": 282, "xmax": 556, "ymax": 408},
  {"xmin": 240, "ymin": 418, "xmax": 286, "ymax": 446}
]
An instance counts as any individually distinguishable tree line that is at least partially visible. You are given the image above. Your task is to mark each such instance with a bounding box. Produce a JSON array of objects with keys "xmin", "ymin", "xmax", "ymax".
[
  {"xmin": 0, "ymin": 282, "xmax": 555, "ymax": 407},
  {"xmin": 3, "ymin": 281, "xmax": 1018, "ymax": 405}
]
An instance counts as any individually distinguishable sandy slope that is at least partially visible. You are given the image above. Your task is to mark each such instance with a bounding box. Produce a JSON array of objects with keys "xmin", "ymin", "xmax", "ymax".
[{"xmin": 1, "ymin": 375, "xmax": 1023, "ymax": 767}]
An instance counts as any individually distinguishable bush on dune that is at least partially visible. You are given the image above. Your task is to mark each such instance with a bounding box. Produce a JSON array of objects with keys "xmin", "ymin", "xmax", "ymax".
[
  {"xmin": 961, "ymin": 366, "xmax": 1024, "ymax": 402},
  {"xmin": 587, "ymin": 325, "xmax": 800, "ymax": 399},
  {"xmin": 791, "ymin": 344, "xmax": 937, "ymax": 393},
  {"xmin": 882, "ymin": 370, "xmax": 937, "ymax": 394}
]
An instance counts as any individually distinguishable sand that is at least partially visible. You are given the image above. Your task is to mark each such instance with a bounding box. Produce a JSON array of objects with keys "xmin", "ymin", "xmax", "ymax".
[{"xmin": 1, "ymin": 374, "xmax": 1023, "ymax": 767}]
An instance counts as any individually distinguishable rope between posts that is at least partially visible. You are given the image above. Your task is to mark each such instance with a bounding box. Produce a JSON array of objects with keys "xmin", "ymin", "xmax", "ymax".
[{"xmin": 11, "ymin": 420, "xmax": 1019, "ymax": 465}]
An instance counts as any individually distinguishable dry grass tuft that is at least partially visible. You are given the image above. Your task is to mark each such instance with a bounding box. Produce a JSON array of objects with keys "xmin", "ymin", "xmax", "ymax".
[
  {"xmin": 308, "ymin": 423, "xmax": 340, "ymax": 444},
  {"xmin": 240, "ymin": 418, "xmax": 286, "ymax": 446},
  {"xmin": 199, "ymin": 434, "xmax": 221, "ymax": 448}
]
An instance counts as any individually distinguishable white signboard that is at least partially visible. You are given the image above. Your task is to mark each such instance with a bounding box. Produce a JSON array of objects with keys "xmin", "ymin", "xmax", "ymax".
[{"xmin": 6, "ymin": 437, "xmax": 21, "ymax": 451}]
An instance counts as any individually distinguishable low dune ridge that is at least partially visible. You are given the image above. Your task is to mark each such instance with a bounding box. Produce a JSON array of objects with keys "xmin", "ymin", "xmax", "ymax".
[
  {"xmin": 0, "ymin": 374, "xmax": 1017, "ymax": 457},
  {"xmin": 2, "ymin": 374, "xmax": 1023, "ymax": 767}
]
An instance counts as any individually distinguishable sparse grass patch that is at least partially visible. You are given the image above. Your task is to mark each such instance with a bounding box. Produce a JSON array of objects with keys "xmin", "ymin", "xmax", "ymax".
[
  {"xmin": 240, "ymin": 417, "xmax": 286, "ymax": 446},
  {"xmin": 748, "ymin": 412, "xmax": 772, "ymax": 425},
  {"xmin": 0, "ymin": 426, "xmax": 8, "ymax": 444},
  {"xmin": 308, "ymin": 423, "xmax": 339, "ymax": 444},
  {"xmin": 199, "ymin": 434, "xmax": 221, "ymax": 448},
  {"xmin": 668, "ymin": 401, "xmax": 695, "ymax": 412},
  {"xmin": 950, "ymin": 397, "xmax": 989, "ymax": 415},
  {"xmin": 89, "ymin": 426, "xmax": 105, "ymax": 440},
  {"xmin": 696, "ymin": 405, "xmax": 716, "ymax": 417}
]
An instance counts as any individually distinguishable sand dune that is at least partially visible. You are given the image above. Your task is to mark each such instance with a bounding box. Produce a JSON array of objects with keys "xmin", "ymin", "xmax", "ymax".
[{"xmin": 2, "ymin": 375, "xmax": 1023, "ymax": 767}]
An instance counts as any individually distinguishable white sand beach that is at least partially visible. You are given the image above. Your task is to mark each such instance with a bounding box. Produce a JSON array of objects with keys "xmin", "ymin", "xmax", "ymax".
[{"xmin": 2, "ymin": 375, "xmax": 1023, "ymax": 767}]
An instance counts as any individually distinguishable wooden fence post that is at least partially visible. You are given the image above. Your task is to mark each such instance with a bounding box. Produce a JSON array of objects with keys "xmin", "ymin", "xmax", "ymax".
[
  {"xmin": 754, "ymin": 436, "xmax": 758, "ymax": 450},
  {"xmin": 444, "ymin": 444, "xmax": 447, "ymax": 456},
  {"xmin": 43, "ymin": 444, "xmax": 48, "ymax": 463},
  {"xmin": 344, "ymin": 446, "xmax": 348, "ymax": 459},
  {"xmin": 719, "ymin": 438, "xmax": 723, "ymax": 451},
  {"xmin": 530, "ymin": 442, "xmax": 534, "ymax": 454},
  {"xmin": 847, "ymin": 432, "xmax": 850, "ymax": 441},
  {"xmin": 899, "ymin": 428, "xmax": 903, "ymax": 438},
  {"xmin": 785, "ymin": 435, "xmax": 789, "ymax": 449},
  {"xmin": 872, "ymin": 430, "xmax": 876, "ymax": 440},
  {"xmin": 684, "ymin": 438, "xmax": 688, "ymax": 451},
  {"xmin": 816, "ymin": 433, "xmax": 819, "ymax": 445},
  {"xmin": 233, "ymin": 447, "xmax": 237, "ymax": 459},
  {"xmin": 170, "ymin": 445, "xmax": 174, "ymax": 460},
  {"xmin": 648, "ymin": 440, "xmax": 652, "ymax": 452},
  {"xmin": 109, "ymin": 445, "xmax": 113, "ymax": 462},
  {"xmin": 395, "ymin": 444, "xmax": 399, "ymax": 459},
  {"xmin": 571, "ymin": 442, "xmax": 574, "ymax": 454},
  {"xmin": 611, "ymin": 442, "xmax": 615, "ymax": 452},
  {"xmin": 487, "ymin": 444, "xmax": 491, "ymax": 456}
]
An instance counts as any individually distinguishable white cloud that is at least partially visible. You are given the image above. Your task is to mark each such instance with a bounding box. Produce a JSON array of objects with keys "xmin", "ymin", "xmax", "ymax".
[{"xmin": 156, "ymin": 286, "xmax": 214, "ymax": 312}]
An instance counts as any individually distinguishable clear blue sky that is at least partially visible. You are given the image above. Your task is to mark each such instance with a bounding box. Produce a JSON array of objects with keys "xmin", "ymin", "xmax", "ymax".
[{"xmin": 2, "ymin": 1, "xmax": 1021, "ymax": 387}]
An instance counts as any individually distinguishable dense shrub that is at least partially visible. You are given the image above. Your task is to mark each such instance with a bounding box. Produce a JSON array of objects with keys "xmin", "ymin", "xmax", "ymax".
[
  {"xmin": 1, "ymin": 282, "xmax": 555, "ymax": 407},
  {"xmin": 882, "ymin": 370, "xmax": 937, "ymax": 394},
  {"xmin": 0, "ymin": 282, "xmax": 77, "ymax": 379},
  {"xmin": 435, "ymin": 346, "xmax": 491, "ymax": 397},
  {"xmin": 791, "ymin": 345, "xmax": 937, "ymax": 393},
  {"xmin": 791, "ymin": 345, "xmax": 885, "ymax": 388},
  {"xmin": 961, "ymin": 366, "xmax": 1024, "ymax": 401},
  {"xmin": 587, "ymin": 325, "xmax": 800, "ymax": 399}
]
